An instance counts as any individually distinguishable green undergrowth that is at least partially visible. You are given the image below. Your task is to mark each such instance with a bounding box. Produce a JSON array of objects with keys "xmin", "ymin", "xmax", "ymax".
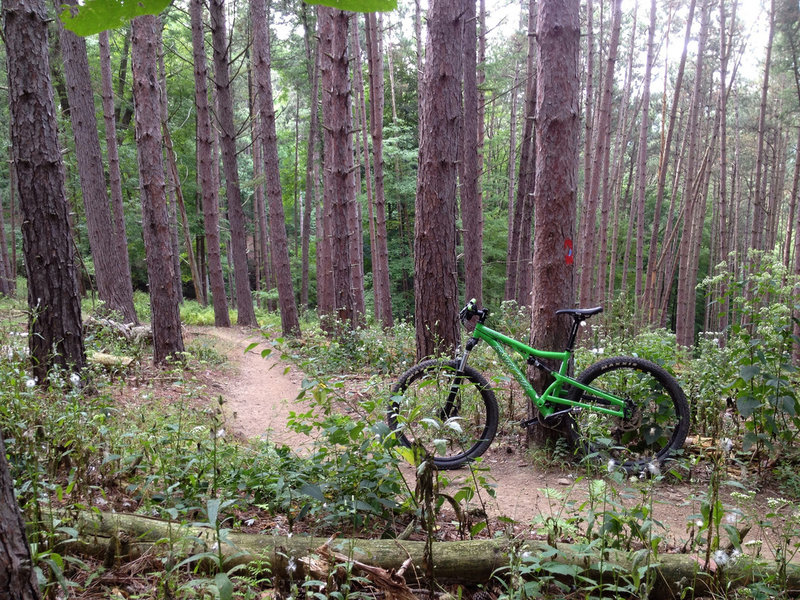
[{"xmin": 1, "ymin": 275, "xmax": 800, "ymax": 597}]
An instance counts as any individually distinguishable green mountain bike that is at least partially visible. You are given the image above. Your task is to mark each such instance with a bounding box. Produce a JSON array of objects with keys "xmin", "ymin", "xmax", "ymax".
[{"xmin": 387, "ymin": 300, "xmax": 690, "ymax": 471}]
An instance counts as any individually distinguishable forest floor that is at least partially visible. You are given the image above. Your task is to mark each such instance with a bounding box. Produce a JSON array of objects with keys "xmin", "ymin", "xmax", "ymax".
[{"xmin": 185, "ymin": 325, "xmax": 793, "ymax": 562}]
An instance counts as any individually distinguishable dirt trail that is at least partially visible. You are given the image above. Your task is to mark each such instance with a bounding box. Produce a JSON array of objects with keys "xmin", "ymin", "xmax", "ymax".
[
  {"xmin": 188, "ymin": 326, "xmax": 311, "ymax": 450},
  {"xmin": 188, "ymin": 326, "xmax": 785, "ymax": 558}
]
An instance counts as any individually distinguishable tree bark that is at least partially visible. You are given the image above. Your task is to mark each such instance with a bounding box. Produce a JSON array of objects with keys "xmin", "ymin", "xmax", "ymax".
[
  {"xmin": 131, "ymin": 14, "xmax": 185, "ymax": 364},
  {"xmin": 189, "ymin": 0, "xmax": 230, "ymax": 327},
  {"xmin": 5, "ymin": 0, "xmax": 86, "ymax": 382},
  {"xmin": 527, "ymin": 0, "xmax": 580, "ymax": 446},
  {"xmin": 414, "ymin": 0, "xmax": 464, "ymax": 359},
  {"xmin": 250, "ymin": 0, "xmax": 300, "ymax": 337},
  {"xmin": 319, "ymin": 6, "xmax": 362, "ymax": 330},
  {"xmin": 643, "ymin": 0, "xmax": 695, "ymax": 326},
  {"xmin": 0, "ymin": 433, "xmax": 40, "ymax": 600},
  {"xmin": 578, "ymin": 0, "xmax": 621, "ymax": 308},
  {"xmin": 156, "ymin": 23, "xmax": 183, "ymax": 305},
  {"xmin": 210, "ymin": 0, "xmax": 258, "ymax": 328},
  {"xmin": 675, "ymin": 0, "xmax": 710, "ymax": 348},
  {"xmin": 507, "ymin": 1, "xmax": 537, "ymax": 306},
  {"xmin": 301, "ymin": 5, "xmax": 320, "ymax": 311},
  {"xmin": 633, "ymin": 0, "xmax": 657, "ymax": 308},
  {"xmin": 352, "ymin": 19, "xmax": 379, "ymax": 321},
  {"xmin": 751, "ymin": 0, "xmax": 775, "ymax": 253},
  {"xmin": 366, "ymin": 13, "xmax": 393, "ymax": 329},
  {"xmin": 460, "ymin": 0, "xmax": 483, "ymax": 308},
  {"xmin": 57, "ymin": 7, "xmax": 138, "ymax": 325},
  {"xmin": 98, "ymin": 31, "xmax": 137, "ymax": 323}
]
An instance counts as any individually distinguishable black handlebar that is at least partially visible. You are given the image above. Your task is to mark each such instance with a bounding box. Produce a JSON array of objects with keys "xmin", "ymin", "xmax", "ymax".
[{"xmin": 459, "ymin": 299, "xmax": 489, "ymax": 324}]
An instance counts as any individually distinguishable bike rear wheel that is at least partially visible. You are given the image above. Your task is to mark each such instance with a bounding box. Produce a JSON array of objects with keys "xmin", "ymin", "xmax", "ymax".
[
  {"xmin": 388, "ymin": 359, "xmax": 499, "ymax": 469},
  {"xmin": 566, "ymin": 356, "xmax": 689, "ymax": 472}
]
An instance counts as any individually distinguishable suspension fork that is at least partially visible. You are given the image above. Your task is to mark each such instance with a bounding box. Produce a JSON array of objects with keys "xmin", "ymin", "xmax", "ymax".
[{"xmin": 444, "ymin": 336, "xmax": 480, "ymax": 417}]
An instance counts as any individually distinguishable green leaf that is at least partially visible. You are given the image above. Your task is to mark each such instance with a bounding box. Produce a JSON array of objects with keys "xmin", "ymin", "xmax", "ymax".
[
  {"xmin": 306, "ymin": 0, "xmax": 397, "ymax": 12},
  {"xmin": 59, "ymin": 0, "xmax": 173, "ymax": 37},
  {"xmin": 206, "ymin": 497, "xmax": 220, "ymax": 525},
  {"xmin": 739, "ymin": 364, "xmax": 761, "ymax": 382},
  {"xmin": 736, "ymin": 396, "xmax": 762, "ymax": 418},
  {"xmin": 299, "ymin": 482, "xmax": 326, "ymax": 502},
  {"xmin": 214, "ymin": 573, "xmax": 234, "ymax": 600},
  {"xmin": 542, "ymin": 562, "xmax": 580, "ymax": 577}
]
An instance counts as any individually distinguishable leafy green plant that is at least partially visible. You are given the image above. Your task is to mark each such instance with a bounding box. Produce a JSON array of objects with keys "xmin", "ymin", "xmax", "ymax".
[{"xmin": 700, "ymin": 252, "xmax": 800, "ymax": 458}]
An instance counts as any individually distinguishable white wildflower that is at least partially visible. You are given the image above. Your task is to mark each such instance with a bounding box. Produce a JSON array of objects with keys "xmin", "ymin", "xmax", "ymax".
[
  {"xmin": 70, "ymin": 373, "xmax": 81, "ymax": 386},
  {"xmin": 695, "ymin": 519, "xmax": 704, "ymax": 528},
  {"xmin": 25, "ymin": 378, "xmax": 36, "ymax": 389},
  {"xmin": 287, "ymin": 557, "xmax": 297, "ymax": 574},
  {"xmin": 607, "ymin": 459, "xmax": 617, "ymax": 473},
  {"xmin": 730, "ymin": 549, "xmax": 742, "ymax": 562},
  {"xmin": 216, "ymin": 428, "xmax": 225, "ymax": 439},
  {"xmin": 713, "ymin": 550, "xmax": 729, "ymax": 566},
  {"xmin": 647, "ymin": 461, "xmax": 660, "ymax": 476}
]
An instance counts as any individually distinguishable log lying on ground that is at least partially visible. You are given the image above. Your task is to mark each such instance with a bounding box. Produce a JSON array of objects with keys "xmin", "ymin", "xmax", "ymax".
[
  {"xmin": 83, "ymin": 316, "xmax": 152, "ymax": 344},
  {"xmin": 60, "ymin": 511, "xmax": 800, "ymax": 598}
]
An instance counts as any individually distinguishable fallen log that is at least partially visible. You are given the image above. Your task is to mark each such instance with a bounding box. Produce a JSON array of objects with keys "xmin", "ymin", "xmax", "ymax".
[{"xmin": 58, "ymin": 511, "xmax": 800, "ymax": 598}]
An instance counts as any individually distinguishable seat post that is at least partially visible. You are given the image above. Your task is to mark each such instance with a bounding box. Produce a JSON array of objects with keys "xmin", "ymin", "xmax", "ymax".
[{"xmin": 565, "ymin": 316, "xmax": 582, "ymax": 351}]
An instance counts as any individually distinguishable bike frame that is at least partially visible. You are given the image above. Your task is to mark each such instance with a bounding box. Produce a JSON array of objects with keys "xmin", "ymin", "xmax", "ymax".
[{"xmin": 462, "ymin": 321, "xmax": 627, "ymax": 419}]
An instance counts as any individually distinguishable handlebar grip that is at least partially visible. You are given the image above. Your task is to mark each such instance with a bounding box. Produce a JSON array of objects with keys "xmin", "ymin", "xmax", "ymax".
[{"xmin": 459, "ymin": 298, "xmax": 479, "ymax": 323}]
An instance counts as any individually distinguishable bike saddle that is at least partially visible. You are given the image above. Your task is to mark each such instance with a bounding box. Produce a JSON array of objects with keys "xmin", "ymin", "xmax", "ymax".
[{"xmin": 555, "ymin": 306, "xmax": 603, "ymax": 319}]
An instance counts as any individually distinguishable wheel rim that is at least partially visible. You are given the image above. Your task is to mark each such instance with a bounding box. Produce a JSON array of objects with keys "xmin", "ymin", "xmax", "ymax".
[
  {"xmin": 570, "ymin": 363, "xmax": 684, "ymax": 470},
  {"xmin": 390, "ymin": 364, "xmax": 491, "ymax": 464}
]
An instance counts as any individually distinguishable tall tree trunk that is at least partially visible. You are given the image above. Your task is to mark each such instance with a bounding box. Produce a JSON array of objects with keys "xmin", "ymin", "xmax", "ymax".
[
  {"xmin": 528, "ymin": 0, "xmax": 580, "ymax": 446},
  {"xmin": 190, "ymin": 0, "xmax": 230, "ymax": 327},
  {"xmin": 675, "ymin": 0, "xmax": 710, "ymax": 348},
  {"xmin": 578, "ymin": 0, "xmax": 595, "ymax": 303},
  {"xmin": 56, "ymin": 0, "xmax": 138, "ymax": 324},
  {"xmin": 414, "ymin": 0, "xmax": 464, "ymax": 359},
  {"xmin": 352, "ymin": 18, "xmax": 378, "ymax": 321},
  {"xmin": 156, "ymin": 22, "xmax": 183, "ymax": 305},
  {"xmin": 210, "ymin": 0, "xmax": 258, "ymax": 327},
  {"xmin": 751, "ymin": 0, "xmax": 775, "ymax": 253},
  {"xmin": 250, "ymin": 0, "xmax": 301, "ymax": 337},
  {"xmin": 578, "ymin": 0, "xmax": 621, "ymax": 308},
  {"xmin": 714, "ymin": 0, "xmax": 734, "ymax": 338},
  {"xmin": 643, "ymin": 0, "xmax": 695, "ymax": 325},
  {"xmin": 504, "ymin": 65, "xmax": 520, "ymax": 302},
  {"xmin": 0, "ymin": 432, "xmax": 40, "ymax": 600},
  {"xmin": 5, "ymin": 0, "xmax": 86, "ymax": 381},
  {"xmin": 163, "ymin": 124, "xmax": 204, "ymax": 304},
  {"xmin": 460, "ymin": 0, "xmax": 483, "ymax": 307},
  {"xmin": 792, "ymin": 127, "xmax": 800, "ymax": 364},
  {"xmin": 0, "ymin": 194, "xmax": 11, "ymax": 296},
  {"xmin": 319, "ymin": 6, "xmax": 361, "ymax": 329},
  {"xmin": 507, "ymin": 0, "xmax": 537, "ymax": 305},
  {"xmin": 99, "ymin": 31, "xmax": 137, "ymax": 323},
  {"xmin": 301, "ymin": 5, "xmax": 319, "ymax": 311},
  {"xmin": 366, "ymin": 13, "xmax": 393, "ymax": 328},
  {"xmin": 131, "ymin": 14, "xmax": 185, "ymax": 364},
  {"xmin": 633, "ymin": 0, "xmax": 657, "ymax": 308}
]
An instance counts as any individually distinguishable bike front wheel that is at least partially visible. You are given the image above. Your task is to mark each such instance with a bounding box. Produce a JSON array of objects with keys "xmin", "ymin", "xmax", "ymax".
[
  {"xmin": 388, "ymin": 359, "xmax": 499, "ymax": 470},
  {"xmin": 566, "ymin": 356, "xmax": 689, "ymax": 472}
]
